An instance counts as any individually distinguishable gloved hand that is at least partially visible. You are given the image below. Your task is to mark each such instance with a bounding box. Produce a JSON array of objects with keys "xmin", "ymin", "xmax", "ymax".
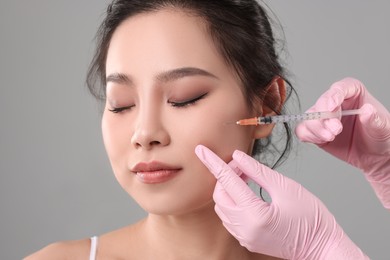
[
  {"xmin": 195, "ymin": 144, "xmax": 369, "ymax": 260},
  {"xmin": 295, "ymin": 78, "xmax": 390, "ymax": 209}
]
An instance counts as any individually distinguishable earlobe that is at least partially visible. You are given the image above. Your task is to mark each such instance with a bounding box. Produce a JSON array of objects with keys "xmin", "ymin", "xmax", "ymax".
[
  {"xmin": 252, "ymin": 123, "xmax": 275, "ymax": 139},
  {"xmin": 252, "ymin": 76, "xmax": 286, "ymax": 139}
]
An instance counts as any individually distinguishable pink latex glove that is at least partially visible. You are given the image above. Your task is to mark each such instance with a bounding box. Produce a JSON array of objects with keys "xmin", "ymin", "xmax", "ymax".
[
  {"xmin": 295, "ymin": 78, "xmax": 390, "ymax": 209},
  {"xmin": 195, "ymin": 145, "xmax": 369, "ymax": 260}
]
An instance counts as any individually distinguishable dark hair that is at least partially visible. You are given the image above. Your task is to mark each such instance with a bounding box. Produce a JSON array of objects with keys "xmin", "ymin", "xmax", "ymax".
[{"xmin": 86, "ymin": 0, "xmax": 297, "ymax": 168}]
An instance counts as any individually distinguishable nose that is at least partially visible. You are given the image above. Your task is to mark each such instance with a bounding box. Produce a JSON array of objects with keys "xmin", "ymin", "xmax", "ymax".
[{"xmin": 130, "ymin": 110, "xmax": 170, "ymax": 150}]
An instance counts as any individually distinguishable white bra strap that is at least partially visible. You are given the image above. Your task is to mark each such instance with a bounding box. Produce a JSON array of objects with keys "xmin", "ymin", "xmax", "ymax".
[{"xmin": 89, "ymin": 236, "xmax": 98, "ymax": 260}]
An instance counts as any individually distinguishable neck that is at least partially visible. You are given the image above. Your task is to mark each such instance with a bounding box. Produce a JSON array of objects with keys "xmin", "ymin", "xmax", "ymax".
[{"xmin": 141, "ymin": 202, "xmax": 259, "ymax": 260}]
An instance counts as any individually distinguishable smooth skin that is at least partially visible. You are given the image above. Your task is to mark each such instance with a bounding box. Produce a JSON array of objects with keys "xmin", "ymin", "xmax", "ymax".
[{"xmin": 26, "ymin": 8, "xmax": 284, "ymax": 260}]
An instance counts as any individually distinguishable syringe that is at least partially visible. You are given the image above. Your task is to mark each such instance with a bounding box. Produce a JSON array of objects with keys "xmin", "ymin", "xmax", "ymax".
[{"xmin": 236, "ymin": 109, "xmax": 362, "ymax": 126}]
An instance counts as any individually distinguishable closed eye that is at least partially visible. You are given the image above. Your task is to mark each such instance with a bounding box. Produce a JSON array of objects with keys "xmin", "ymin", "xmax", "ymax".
[
  {"xmin": 108, "ymin": 105, "xmax": 135, "ymax": 113},
  {"xmin": 168, "ymin": 93, "xmax": 208, "ymax": 108}
]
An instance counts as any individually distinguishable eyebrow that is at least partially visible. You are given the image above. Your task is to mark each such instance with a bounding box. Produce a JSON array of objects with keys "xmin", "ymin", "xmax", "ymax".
[
  {"xmin": 106, "ymin": 67, "xmax": 219, "ymax": 86},
  {"xmin": 106, "ymin": 72, "xmax": 132, "ymax": 85}
]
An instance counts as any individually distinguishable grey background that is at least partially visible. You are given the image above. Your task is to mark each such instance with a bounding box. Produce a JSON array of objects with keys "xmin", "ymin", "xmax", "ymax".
[{"xmin": 1, "ymin": 1, "xmax": 389, "ymax": 259}]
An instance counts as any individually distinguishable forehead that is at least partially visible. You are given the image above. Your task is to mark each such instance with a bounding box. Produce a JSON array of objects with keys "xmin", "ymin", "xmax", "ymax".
[{"xmin": 105, "ymin": 9, "xmax": 232, "ymax": 79}]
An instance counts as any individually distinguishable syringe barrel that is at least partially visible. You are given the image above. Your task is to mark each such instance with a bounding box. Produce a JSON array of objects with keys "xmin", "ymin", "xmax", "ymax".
[{"xmin": 258, "ymin": 111, "xmax": 341, "ymax": 124}]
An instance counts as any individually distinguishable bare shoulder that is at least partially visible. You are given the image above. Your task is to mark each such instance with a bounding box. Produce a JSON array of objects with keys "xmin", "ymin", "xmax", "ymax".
[
  {"xmin": 24, "ymin": 238, "xmax": 90, "ymax": 260},
  {"xmin": 25, "ymin": 221, "xmax": 145, "ymax": 259},
  {"xmin": 97, "ymin": 221, "xmax": 146, "ymax": 258}
]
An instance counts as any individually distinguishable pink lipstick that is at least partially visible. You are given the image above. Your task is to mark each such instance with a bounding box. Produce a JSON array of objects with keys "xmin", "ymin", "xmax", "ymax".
[{"xmin": 131, "ymin": 161, "xmax": 181, "ymax": 184}]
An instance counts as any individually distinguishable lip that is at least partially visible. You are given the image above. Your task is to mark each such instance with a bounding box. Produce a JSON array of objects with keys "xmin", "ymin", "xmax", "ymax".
[{"xmin": 131, "ymin": 161, "xmax": 182, "ymax": 184}]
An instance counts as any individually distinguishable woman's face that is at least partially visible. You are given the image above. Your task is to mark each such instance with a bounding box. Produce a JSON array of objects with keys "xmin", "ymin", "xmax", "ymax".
[{"xmin": 103, "ymin": 9, "xmax": 257, "ymax": 215}]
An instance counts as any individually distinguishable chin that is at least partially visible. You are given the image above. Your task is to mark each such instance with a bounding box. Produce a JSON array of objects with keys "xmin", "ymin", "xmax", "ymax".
[{"xmin": 139, "ymin": 197, "xmax": 215, "ymax": 217}]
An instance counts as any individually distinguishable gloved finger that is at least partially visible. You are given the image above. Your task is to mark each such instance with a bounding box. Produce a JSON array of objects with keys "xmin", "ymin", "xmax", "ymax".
[
  {"xmin": 215, "ymin": 206, "xmax": 245, "ymax": 242},
  {"xmin": 359, "ymin": 103, "xmax": 390, "ymax": 142},
  {"xmin": 213, "ymin": 181, "xmax": 236, "ymax": 207},
  {"xmin": 295, "ymin": 119, "xmax": 339, "ymax": 144},
  {"xmin": 323, "ymin": 118, "xmax": 343, "ymax": 136},
  {"xmin": 296, "ymin": 97, "xmax": 345, "ymax": 144},
  {"xmin": 214, "ymin": 203, "xmax": 234, "ymax": 224},
  {"xmin": 214, "ymin": 160, "xmax": 262, "ymax": 213},
  {"xmin": 195, "ymin": 145, "xmax": 265, "ymax": 207},
  {"xmin": 214, "ymin": 202, "xmax": 245, "ymax": 226},
  {"xmin": 228, "ymin": 160, "xmax": 250, "ymax": 183},
  {"xmin": 212, "ymin": 160, "xmax": 246, "ymax": 207},
  {"xmin": 213, "ymin": 160, "xmax": 250, "ymax": 207},
  {"xmin": 215, "ymin": 208, "xmax": 246, "ymax": 242},
  {"xmin": 316, "ymin": 78, "xmax": 365, "ymax": 111},
  {"xmin": 215, "ymin": 203, "xmax": 266, "ymax": 250},
  {"xmin": 232, "ymin": 150, "xmax": 287, "ymax": 200}
]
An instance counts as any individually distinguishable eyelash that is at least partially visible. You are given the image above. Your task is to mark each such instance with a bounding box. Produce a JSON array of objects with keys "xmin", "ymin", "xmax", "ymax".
[
  {"xmin": 108, "ymin": 105, "xmax": 135, "ymax": 114},
  {"xmin": 168, "ymin": 93, "xmax": 208, "ymax": 108},
  {"xmin": 108, "ymin": 93, "xmax": 208, "ymax": 113}
]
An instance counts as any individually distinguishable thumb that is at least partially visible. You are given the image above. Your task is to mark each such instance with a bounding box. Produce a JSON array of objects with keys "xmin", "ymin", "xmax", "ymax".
[{"xmin": 359, "ymin": 103, "xmax": 390, "ymax": 142}]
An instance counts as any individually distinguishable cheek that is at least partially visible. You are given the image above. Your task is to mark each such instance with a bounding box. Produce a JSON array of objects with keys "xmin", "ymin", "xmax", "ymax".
[
  {"xmin": 101, "ymin": 112, "xmax": 130, "ymax": 168},
  {"xmin": 172, "ymin": 100, "xmax": 254, "ymax": 164},
  {"xmin": 201, "ymin": 95, "xmax": 254, "ymax": 160},
  {"xmin": 198, "ymin": 120, "xmax": 253, "ymax": 162}
]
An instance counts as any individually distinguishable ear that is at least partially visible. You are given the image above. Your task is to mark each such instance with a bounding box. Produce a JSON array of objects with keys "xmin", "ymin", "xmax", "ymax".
[{"xmin": 253, "ymin": 76, "xmax": 286, "ymax": 139}]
